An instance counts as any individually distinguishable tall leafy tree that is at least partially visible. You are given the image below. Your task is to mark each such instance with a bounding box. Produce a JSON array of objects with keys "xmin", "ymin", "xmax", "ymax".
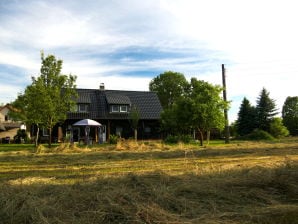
[
  {"xmin": 255, "ymin": 88, "xmax": 278, "ymax": 132},
  {"xmin": 282, "ymin": 96, "xmax": 298, "ymax": 135},
  {"xmin": 188, "ymin": 78, "xmax": 227, "ymax": 145},
  {"xmin": 149, "ymin": 71, "xmax": 188, "ymax": 108},
  {"xmin": 11, "ymin": 52, "xmax": 77, "ymax": 147},
  {"xmin": 160, "ymin": 106, "xmax": 179, "ymax": 135},
  {"xmin": 236, "ymin": 97, "xmax": 257, "ymax": 136}
]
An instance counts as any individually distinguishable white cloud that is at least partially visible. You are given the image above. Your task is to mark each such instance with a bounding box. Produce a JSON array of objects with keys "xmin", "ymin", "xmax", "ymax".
[
  {"xmin": 0, "ymin": 84, "xmax": 24, "ymax": 103},
  {"xmin": 1, "ymin": 0, "xmax": 297, "ymax": 122}
]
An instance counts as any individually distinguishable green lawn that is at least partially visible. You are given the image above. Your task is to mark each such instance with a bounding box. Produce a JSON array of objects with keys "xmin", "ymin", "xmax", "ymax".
[{"xmin": 0, "ymin": 139, "xmax": 297, "ymax": 223}]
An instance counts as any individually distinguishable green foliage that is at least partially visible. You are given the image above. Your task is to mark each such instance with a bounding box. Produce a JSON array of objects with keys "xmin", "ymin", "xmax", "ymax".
[
  {"xmin": 282, "ymin": 96, "xmax": 298, "ymax": 135},
  {"xmin": 160, "ymin": 106, "xmax": 179, "ymax": 134},
  {"xmin": 179, "ymin": 134, "xmax": 192, "ymax": 143},
  {"xmin": 187, "ymin": 78, "xmax": 227, "ymax": 145},
  {"xmin": 13, "ymin": 129, "xmax": 29, "ymax": 143},
  {"xmin": 236, "ymin": 97, "xmax": 257, "ymax": 136},
  {"xmin": 269, "ymin": 117, "xmax": 289, "ymax": 138},
  {"xmin": 154, "ymin": 73, "xmax": 228, "ymax": 146},
  {"xmin": 10, "ymin": 52, "xmax": 77, "ymax": 147},
  {"xmin": 164, "ymin": 135, "xmax": 179, "ymax": 144},
  {"xmin": 256, "ymin": 88, "xmax": 278, "ymax": 132},
  {"xmin": 149, "ymin": 71, "xmax": 188, "ymax": 108},
  {"xmin": 109, "ymin": 134, "xmax": 119, "ymax": 144},
  {"xmin": 242, "ymin": 129, "xmax": 275, "ymax": 141},
  {"xmin": 164, "ymin": 134, "xmax": 193, "ymax": 144}
]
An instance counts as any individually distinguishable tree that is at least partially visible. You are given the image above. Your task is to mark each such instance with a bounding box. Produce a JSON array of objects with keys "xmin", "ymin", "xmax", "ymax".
[
  {"xmin": 236, "ymin": 97, "xmax": 257, "ymax": 136},
  {"xmin": 269, "ymin": 117, "xmax": 289, "ymax": 138},
  {"xmin": 188, "ymin": 78, "xmax": 227, "ymax": 145},
  {"xmin": 255, "ymin": 88, "xmax": 278, "ymax": 132},
  {"xmin": 154, "ymin": 74, "xmax": 228, "ymax": 145},
  {"xmin": 11, "ymin": 52, "xmax": 77, "ymax": 147},
  {"xmin": 129, "ymin": 105, "xmax": 140, "ymax": 141},
  {"xmin": 10, "ymin": 88, "xmax": 46, "ymax": 146},
  {"xmin": 160, "ymin": 106, "xmax": 179, "ymax": 135},
  {"xmin": 149, "ymin": 71, "xmax": 188, "ymax": 108},
  {"xmin": 282, "ymin": 96, "xmax": 298, "ymax": 135}
]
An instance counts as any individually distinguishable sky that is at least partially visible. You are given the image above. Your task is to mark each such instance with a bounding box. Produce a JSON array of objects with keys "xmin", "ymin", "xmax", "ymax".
[{"xmin": 1, "ymin": 0, "xmax": 297, "ymax": 122}]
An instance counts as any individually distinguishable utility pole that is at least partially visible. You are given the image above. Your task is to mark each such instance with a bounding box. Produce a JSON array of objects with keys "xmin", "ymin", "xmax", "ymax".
[{"xmin": 222, "ymin": 64, "xmax": 230, "ymax": 143}]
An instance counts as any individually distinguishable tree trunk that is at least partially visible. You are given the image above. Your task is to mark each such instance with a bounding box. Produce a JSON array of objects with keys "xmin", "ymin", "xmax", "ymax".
[
  {"xmin": 134, "ymin": 128, "xmax": 138, "ymax": 141},
  {"xmin": 35, "ymin": 126, "xmax": 40, "ymax": 147},
  {"xmin": 206, "ymin": 130, "xmax": 210, "ymax": 145},
  {"xmin": 48, "ymin": 127, "xmax": 52, "ymax": 148},
  {"xmin": 198, "ymin": 129, "xmax": 204, "ymax": 146}
]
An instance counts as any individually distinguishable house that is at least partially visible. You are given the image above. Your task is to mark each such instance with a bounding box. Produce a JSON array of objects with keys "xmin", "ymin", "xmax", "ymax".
[
  {"xmin": 54, "ymin": 85, "xmax": 163, "ymax": 143},
  {"xmin": 0, "ymin": 104, "xmax": 22, "ymax": 142},
  {"xmin": 0, "ymin": 104, "xmax": 13, "ymax": 123}
]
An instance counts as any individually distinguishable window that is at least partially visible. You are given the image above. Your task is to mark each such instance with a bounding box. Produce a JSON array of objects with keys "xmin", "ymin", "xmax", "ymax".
[
  {"xmin": 116, "ymin": 127, "xmax": 123, "ymax": 137},
  {"xmin": 42, "ymin": 128, "xmax": 49, "ymax": 136},
  {"xmin": 120, "ymin": 105, "xmax": 128, "ymax": 112},
  {"xmin": 111, "ymin": 105, "xmax": 119, "ymax": 112},
  {"xmin": 110, "ymin": 105, "xmax": 129, "ymax": 113},
  {"xmin": 144, "ymin": 127, "xmax": 151, "ymax": 133},
  {"xmin": 78, "ymin": 104, "xmax": 89, "ymax": 112}
]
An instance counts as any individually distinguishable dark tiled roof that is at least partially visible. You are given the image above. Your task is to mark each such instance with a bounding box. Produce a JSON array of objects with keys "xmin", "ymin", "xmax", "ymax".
[
  {"xmin": 105, "ymin": 92, "xmax": 131, "ymax": 105},
  {"xmin": 67, "ymin": 89, "xmax": 162, "ymax": 120},
  {"xmin": 76, "ymin": 89, "xmax": 92, "ymax": 103}
]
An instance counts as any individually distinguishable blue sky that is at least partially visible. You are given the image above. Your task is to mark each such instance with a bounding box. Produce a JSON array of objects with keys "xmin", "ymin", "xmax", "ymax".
[{"xmin": 1, "ymin": 0, "xmax": 298, "ymax": 122}]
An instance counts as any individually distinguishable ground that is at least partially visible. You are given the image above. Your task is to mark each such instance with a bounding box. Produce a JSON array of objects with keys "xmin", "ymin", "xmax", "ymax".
[{"xmin": 0, "ymin": 139, "xmax": 297, "ymax": 223}]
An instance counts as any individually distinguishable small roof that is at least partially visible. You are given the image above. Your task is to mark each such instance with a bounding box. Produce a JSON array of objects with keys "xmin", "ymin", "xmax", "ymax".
[{"xmin": 73, "ymin": 119, "xmax": 102, "ymax": 127}]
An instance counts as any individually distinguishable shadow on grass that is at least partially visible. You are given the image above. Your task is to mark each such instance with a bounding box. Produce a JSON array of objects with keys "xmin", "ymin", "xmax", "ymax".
[
  {"xmin": 0, "ymin": 144, "xmax": 36, "ymax": 152},
  {"xmin": 0, "ymin": 162, "xmax": 297, "ymax": 224}
]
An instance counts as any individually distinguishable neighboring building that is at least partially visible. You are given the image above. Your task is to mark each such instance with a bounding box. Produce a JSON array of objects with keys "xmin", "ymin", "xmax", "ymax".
[
  {"xmin": 0, "ymin": 104, "xmax": 13, "ymax": 123},
  {"xmin": 0, "ymin": 104, "xmax": 22, "ymax": 142},
  {"xmin": 53, "ymin": 85, "xmax": 163, "ymax": 143}
]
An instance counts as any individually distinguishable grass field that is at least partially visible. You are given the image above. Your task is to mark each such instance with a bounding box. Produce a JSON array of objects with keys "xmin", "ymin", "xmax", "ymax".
[{"xmin": 0, "ymin": 139, "xmax": 297, "ymax": 223}]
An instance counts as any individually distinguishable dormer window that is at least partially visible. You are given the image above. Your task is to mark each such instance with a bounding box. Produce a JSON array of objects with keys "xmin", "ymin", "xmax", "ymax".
[
  {"xmin": 111, "ymin": 105, "xmax": 119, "ymax": 113},
  {"xmin": 78, "ymin": 104, "xmax": 89, "ymax": 112},
  {"xmin": 110, "ymin": 105, "xmax": 129, "ymax": 113},
  {"xmin": 120, "ymin": 105, "xmax": 128, "ymax": 112}
]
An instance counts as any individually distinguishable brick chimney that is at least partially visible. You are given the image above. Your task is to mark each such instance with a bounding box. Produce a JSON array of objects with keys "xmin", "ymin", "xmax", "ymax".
[{"xmin": 99, "ymin": 83, "xmax": 105, "ymax": 90}]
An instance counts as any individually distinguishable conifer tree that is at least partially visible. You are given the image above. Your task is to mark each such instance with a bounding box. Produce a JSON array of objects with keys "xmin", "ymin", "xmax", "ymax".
[
  {"xmin": 236, "ymin": 97, "xmax": 256, "ymax": 136},
  {"xmin": 255, "ymin": 88, "xmax": 278, "ymax": 132}
]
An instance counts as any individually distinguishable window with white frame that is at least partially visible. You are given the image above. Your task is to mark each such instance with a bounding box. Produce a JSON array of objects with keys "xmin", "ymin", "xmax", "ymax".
[
  {"xmin": 78, "ymin": 104, "xmax": 89, "ymax": 112},
  {"xmin": 110, "ymin": 105, "xmax": 129, "ymax": 113},
  {"xmin": 120, "ymin": 105, "xmax": 128, "ymax": 112},
  {"xmin": 111, "ymin": 105, "xmax": 119, "ymax": 112}
]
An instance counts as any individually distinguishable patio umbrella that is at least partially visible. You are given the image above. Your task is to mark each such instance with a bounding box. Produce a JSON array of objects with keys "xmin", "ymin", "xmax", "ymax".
[
  {"xmin": 73, "ymin": 119, "xmax": 102, "ymax": 127},
  {"xmin": 73, "ymin": 119, "xmax": 102, "ymax": 145}
]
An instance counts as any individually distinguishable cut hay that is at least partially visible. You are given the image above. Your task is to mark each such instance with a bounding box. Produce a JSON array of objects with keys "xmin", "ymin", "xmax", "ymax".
[{"xmin": 0, "ymin": 138, "xmax": 297, "ymax": 223}]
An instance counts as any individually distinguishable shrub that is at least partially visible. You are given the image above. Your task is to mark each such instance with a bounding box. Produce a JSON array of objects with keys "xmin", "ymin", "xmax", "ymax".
[
  {"xmin": 243, "ymin": 129, "xmax": 275, "ymax": 141},
  {"xmin": 13, "ymin": 129, "xmax": 29, "ymax": 143},
  {"xmin": 269, "ymin": 117, "xmax": 289, "ymax": 138},
  {"xmin": 109, "ymin": 134, "xmax": 119, "ymax": 144},
  {"xmin": 164, "ymin": 134, "xmax": 193, "ymax": 144},
  {"xmin": 179, "ymin": 134, "xmax": 192, "ymax": 143},
  {"xmin": 164, "ymin": 135, "xmax": 179, "ymax": 144}
]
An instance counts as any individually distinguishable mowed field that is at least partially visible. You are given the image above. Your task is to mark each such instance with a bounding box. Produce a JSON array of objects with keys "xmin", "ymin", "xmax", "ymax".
[{"xmin": 0, "ymin": 139, "xmax": 297, "ymax": 224}]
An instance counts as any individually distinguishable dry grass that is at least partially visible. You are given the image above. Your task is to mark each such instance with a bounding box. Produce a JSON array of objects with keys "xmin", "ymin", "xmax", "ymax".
[{"xmin": 0, "ymin": 138, "xmax": 297, "ymax": 223}]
